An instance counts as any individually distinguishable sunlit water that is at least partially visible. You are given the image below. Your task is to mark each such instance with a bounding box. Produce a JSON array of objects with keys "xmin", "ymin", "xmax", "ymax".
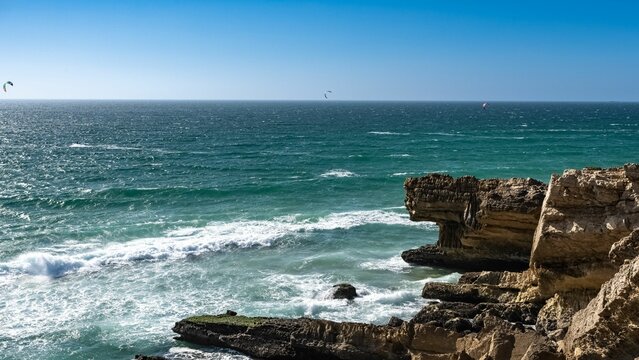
[{"xmin": 1, "ymin": 101, "xmax": 638, "ymax": 359}]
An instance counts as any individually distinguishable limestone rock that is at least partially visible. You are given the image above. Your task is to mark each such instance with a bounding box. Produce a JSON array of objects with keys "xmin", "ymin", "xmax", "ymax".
[
  {"xmin": 403, "ymin": 174, "xmax": 546, "ymax": 271},
  {"xmin": 422, "ymin": 283, "xmax": 517, "ymax": 304},
  {"xmin": 412, "ymin": 301, "xmax": 541, "ymax": 327},
  {"xmin": 608, "ymin": 228, "xmax": 639, "ymax": 265},
  {"xmin": 529, "ymin": 164, "xmax": 639, "ymax": 298},
  {"xmin": 520, "ymin": 337, "xmax": 564, "ymax": 360},
  {"xmin": 564, "ymin": 255, "xmax": 639, "ymax": 360},
  {"xmin": 173, "ymin": 313, "xmax": 461, "ymax": 360},
  {"xmin": 402, "ymin": 245, "xmax": 530, "ymax": 272},
  {"xmin": 534, "ymin": 292, "xmax": 594, "ymax": 337},
  {"xmin": 455, "ymin": 315, "xmax": 539, "ymax": 360}
]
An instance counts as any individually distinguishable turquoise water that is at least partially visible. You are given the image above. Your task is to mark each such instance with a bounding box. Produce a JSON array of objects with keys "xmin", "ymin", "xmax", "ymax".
[{"xmin": 1, "ymin": 101, "xmax": 638, "ymax": 359}]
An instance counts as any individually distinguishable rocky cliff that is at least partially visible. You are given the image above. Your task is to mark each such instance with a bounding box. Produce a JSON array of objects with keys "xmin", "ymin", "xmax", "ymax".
[
  {"xmin": 527, "ymin": 164, "xmax": 639, "ymax": 298},
  {"xmin": 402, "ymin": 174, "xmax": 546, "ymax": 271},
  {"xmin": 149, "ymin": 164, "xmax": 639, "ymax": 360}
]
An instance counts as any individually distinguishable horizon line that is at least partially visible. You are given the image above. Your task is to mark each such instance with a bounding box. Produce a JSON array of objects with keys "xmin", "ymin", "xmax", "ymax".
[{"xmin": 0, "ymin": 98, "xmax": 637, "ymax": 103}]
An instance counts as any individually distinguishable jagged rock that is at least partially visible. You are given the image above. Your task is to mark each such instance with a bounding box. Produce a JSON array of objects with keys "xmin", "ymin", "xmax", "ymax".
[
  {"xmin": 226, "ymin": 310, "xmax": 238, "ymax": 316},
  {"xmin": 332, "ymin": 283, "xmax": 358, "ymax": 300},
  {"xmin": 172, "ymin": 314, "xmax": 461, "ymax": 360},
  {"xmin": 564, "ymin": 254, "xmax": 639, "ymax": 360},
  {"xmin": 608, "ymin": 228, "xmax": 639, "ymax": 265},
  {"xmin": 134, "ymin": 356, "xmax": 168, "ymax": 360},
  {"xmin": 534, "ymin": 292, "xmax": 594, "ymax": 336},
  {"xmin": 458, "ymin": 271, "xmax": 522, "ymax": 286},
  {"xmin": 443, "ymin": 317, "xmax": 473, "ymax": 333},
  {"xmin": 528, "ymin": 164, "xmax": 639, "ymax": 298},
  {"xmin": 402, "ymin": 245, "xmax": 530, "ymax": 272},
  {"xmin": 422, "ymin": 283, "xmax": 517, "ymax": 304},
  {"xmin": 456, "ymin": 315, "xmax": 539, "ymax": 360},
  {"xmin": 403, "ymin": 174, "xmax": 546, "ymax": 271},
  {"xmin": 412, "ymin": 301, "xmax": 541, "ymax": 327},
  {"xmin": 388, "ymin": 316, "xmax": 404, "ymax": 327},
  {"xmin": 520, "ymin": 337, "xmax": 564, "ymax": 360}
]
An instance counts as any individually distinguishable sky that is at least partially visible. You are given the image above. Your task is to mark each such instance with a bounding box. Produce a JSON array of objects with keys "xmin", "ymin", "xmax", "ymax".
[{"xmin": 0, "ymin": 0, "xmax": 638, "ymax": 101}]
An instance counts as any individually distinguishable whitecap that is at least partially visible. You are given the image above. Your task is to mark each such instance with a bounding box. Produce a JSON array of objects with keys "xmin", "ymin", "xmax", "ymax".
[
  {"xmin": 1, "ymin": 210, "xmax": 435, "ymax": 278},
  {"xmin": 8, "ymin": 252, "xmax": 89, "ymax": 277},
  {"xmin": 359, "ymin": 255, "xmax": 411, "ymax": 273},
  {"xmin": 391, "ymin": 172, "xmax": 408, "ymax": 177},
  {"xmin": 320, "ymin": 169, "xmax": 357, "ymax": 178},
  {"xmin": 421, "ymin": 272, "xmax": 462, "ymax": 284},
  {"xmin": 166, "ymin": 347, "xmax": 248, "ymax": 360},
  {"xmin": 68, "ymin": 143, "xmax": 142, "ymax": 151},
  {"xmin": 368, "ymin": 131, "xmax": 410, "ymax": 136},
  {"xmin": 389, "ymin": 154, "xmax": 411, "ymax": 157},
  {"xmin": 261, "ymin": 273, "xmax": 429, "ymax": 323}
]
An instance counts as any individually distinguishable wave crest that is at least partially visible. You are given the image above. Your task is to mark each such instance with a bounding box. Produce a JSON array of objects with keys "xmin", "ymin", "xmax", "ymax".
[
  {"xmin": 1, "ymin": 210, "xmax": 435, "ymax": 278},
  {"xmin": 320, "ymin": 169, "xmax": 357, "ymax": 178}
]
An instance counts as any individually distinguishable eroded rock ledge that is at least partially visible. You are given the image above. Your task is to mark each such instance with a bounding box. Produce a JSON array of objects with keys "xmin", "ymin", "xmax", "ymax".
[
  {"xmin": 172, "ymin": 311, "xmax": 552, "ymax": 360},
  {"xmin": 402, "ymin": 175, "xmax": 547, "ymax": 271},
  {"xmin": 162, "ymin": 165, "xmax": 639, "ymax": 360}
]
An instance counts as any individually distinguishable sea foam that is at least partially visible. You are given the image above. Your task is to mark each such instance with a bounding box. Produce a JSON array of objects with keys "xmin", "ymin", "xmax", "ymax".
[
  {"xmin": 1, "ymin": 210, "xmax": 435, "ymax": 278},
  {"xmin": 320, "ymin": 169, "xmax": 357, "ymax": 178},
  {"xmin": 368, "ymin": 131, "xmax": 410, "ymax": 136},
  {"xmin": 359, "ymin": 255, "xmax": 411, "ymax": 273},
  {"xmin": 261, "ymin": 272, "xmax": 428, "ymax": 323}
]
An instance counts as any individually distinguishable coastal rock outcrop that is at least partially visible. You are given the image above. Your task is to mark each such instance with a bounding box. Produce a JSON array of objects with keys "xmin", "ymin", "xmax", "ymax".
[
  {"xmin": 527, "ymin": 164, "xmax": 639, "ymax": 298},
  {"xmin": 402, "ymin": 174, "xmax": 546, "ymax": 271},
  {"xmin": 563, "ymin": 254, "xmax": 639, "ymax": 360},
  {"xmin": 171, "ymin": 311, "xmax": 555, "ymax": 360},
  {"xmin": 172, "ymin": 314, "xmax": 462, "ymax": 360},
  {"xmin": 166, "ymin": 165, "xmax": 639, "ymax": 360}
]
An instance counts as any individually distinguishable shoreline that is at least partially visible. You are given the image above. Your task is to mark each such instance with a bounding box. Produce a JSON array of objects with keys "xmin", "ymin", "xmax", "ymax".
[{"xmin": 146, "ymin": 164, "xmax": 639, "ymax": 360}]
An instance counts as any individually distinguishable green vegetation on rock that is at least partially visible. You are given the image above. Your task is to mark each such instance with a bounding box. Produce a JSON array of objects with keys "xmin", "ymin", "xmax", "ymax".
[{"xmin": 185, "ymin": 314, "xmax": 269, "ymax": 328}]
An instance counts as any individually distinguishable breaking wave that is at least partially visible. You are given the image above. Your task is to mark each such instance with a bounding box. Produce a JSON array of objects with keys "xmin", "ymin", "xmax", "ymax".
[
  {"xmin": 320, "ymin": 169, "xmax": 357, "ymax": 178},
  {"xmin": 0, "ymin": 210, "xmax": 435, "ymax": 278}
]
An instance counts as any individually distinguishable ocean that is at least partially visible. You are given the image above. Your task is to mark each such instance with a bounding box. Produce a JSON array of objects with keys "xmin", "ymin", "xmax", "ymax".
[{"xmin": 0, "ymin": 101, "xmax": 637, "ymax": 359}]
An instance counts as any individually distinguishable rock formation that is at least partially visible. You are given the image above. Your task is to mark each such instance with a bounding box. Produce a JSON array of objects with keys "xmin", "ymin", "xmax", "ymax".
[
  {"xmin": 563, "ymin": 241, "xmax": 639, "ymax": 359},
  {"xmin": 526, "ymin": 164, "xmax": 639, "ymax": 298},
  {"xmin": 162, "ymin": 165, "xmax": 639, "ymax": 360},
  {"xmin": 331, "ymin": 283, "xmax": 358, "ymax": 300},
  {"xmin": 172, "ymin": 312, "xmax": 555, "ymax": 360},
  {"xmin": 402, "ymin": 174, "xmax": 546, "ymax": 271},
  {"xmin": 173, "ymin": 314, "xmax": 461, "ymax": 360}
]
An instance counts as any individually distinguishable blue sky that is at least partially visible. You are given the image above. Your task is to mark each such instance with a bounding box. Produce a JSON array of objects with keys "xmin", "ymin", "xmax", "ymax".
[{"xmin": 0, "ymin": 0, "xmax": 637, "ymax": 100}]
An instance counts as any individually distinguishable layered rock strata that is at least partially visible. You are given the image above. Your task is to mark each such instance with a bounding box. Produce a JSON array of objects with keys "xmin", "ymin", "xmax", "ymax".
[
  {"xmin": 563, "ymin": 253, "xmax": 639, "ymax": 360},
  {"xmin": 172, "ymin": 311, "xmax": 556, "ymax": 360},
  {"xmin": 402, "ymin": 175, "xmax": 546, "ymax": 271},
  {"xmin": 527, "ymin": 164, "xmax": 639, "ymax": 298},
  {"xmin": 165, "ymin": 165, "xmax": 639, "ymax": 360},
  {"xmin": 173, "ymin": 314, "xmax": 461, "ymax": 360}
]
